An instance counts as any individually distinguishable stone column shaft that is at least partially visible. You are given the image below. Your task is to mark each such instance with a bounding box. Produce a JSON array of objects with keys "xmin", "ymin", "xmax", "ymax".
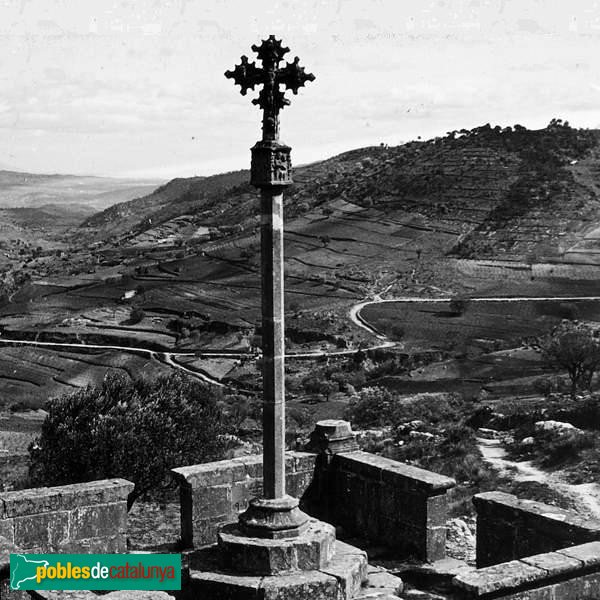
[{"xmin": 260, "ymin": 189, "xmax": 286, "ymax": 500}]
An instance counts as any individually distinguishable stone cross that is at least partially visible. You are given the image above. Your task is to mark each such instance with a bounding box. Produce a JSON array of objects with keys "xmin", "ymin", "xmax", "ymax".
[
  {"xmin": 225, "ymin": 35, "xmax": 315, "ymax": 143},
  {"xmin": 225, "ymin": 37, "xmax": 314, "ymax": 513}
]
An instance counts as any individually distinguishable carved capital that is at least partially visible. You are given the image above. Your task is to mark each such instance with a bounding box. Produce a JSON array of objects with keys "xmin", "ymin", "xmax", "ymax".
[{"xmin": 250, "ymin": 140, "xmax": 292, "ymax": 188}]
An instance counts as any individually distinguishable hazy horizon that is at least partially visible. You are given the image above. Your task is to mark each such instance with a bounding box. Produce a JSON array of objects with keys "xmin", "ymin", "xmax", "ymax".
[{"xmin": 1, "ymin": 0, "xmax": 600, "ymax": 179}]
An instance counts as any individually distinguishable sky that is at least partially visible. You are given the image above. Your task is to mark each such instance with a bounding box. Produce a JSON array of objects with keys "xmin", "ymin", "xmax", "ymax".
[{"xmin": 0, "ymin": 0, "xmax": 600, "ymax": 179}]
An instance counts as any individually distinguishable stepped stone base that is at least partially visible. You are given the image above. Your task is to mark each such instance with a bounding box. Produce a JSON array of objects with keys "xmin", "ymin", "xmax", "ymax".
[
  {"xmin": 187, "ymin": 540, "xmax": 368, "ymax": 599},
  {"xmin": 219, "ymin": 520, "xmax": 336, "ymax": 575}
]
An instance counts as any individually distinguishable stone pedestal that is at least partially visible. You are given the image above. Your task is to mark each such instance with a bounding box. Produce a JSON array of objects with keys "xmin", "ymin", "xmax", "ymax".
[
  {"xmin": 187, "ymin": 534, "xmax": 368, "ymax": 600},
  {"xmin": 238, "ymin": 495, "xmax": 309, "ymax": 539},
  {"xmin": 219, "ymin": 520, "xmax": 336, "ymax": 575},
  {"xmin": 307, "ymin": 420, "xmax": 359, "ymax": 455}
]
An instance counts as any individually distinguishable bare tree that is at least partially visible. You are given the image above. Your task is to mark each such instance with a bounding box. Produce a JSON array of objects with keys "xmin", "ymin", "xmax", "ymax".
[{"xmin": 542, "ymin": 322, "xmax": 600, "ymax": 396}]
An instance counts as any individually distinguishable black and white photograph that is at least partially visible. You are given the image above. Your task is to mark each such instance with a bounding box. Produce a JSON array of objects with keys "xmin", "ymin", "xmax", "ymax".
[{"xmin": 1, "ymin": 1, "xmax": 600, "ymax": 598}]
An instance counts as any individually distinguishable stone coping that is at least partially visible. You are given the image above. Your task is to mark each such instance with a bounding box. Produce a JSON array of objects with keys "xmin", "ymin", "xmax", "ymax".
[
  {"xmin": 474, "ymin": 491, "xmax": 600, "ymax": 532},
  {"xmin": 0, "ymin": 479, "xmax": 134, "ymax": 518},
  {"xmin": 333, "ymin": 451, "xmax": 455, "ymax": 494},
  {"xmin": 171, "ymin": 451, "xmax": 316, "ymax": 487},
  {"xmin": 453, "ymin": 541, "xmax": 600, "ymax": 597}
]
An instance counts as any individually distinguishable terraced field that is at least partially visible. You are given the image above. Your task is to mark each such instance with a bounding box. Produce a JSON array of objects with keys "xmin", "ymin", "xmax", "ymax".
[
  {"xmin": 0, "ymin": 346, "xmax": 172, "ymax": 409},
  {"xmin": 361, "ymin": 298, "xmax": 600, "ymax": 352},
  {"xmin": 362, "ymin": 297, "xmax": 600, "ymax": 397},
  {"xmin": 4, "ymin": 123, "xmax": 600, "ymax": 418}
]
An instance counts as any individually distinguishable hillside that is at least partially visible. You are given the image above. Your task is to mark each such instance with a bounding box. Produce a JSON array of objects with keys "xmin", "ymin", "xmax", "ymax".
[
  {"xmin": 81, "ymin": 121, "xmax": 600, "ymax": 264},
  {"xmin": 81, "ymin": 172, "xmax": 246, "ymax": 235},
  {"xmin": 3, "ymin": 121, "xmax": 600, "ymax": 407}
]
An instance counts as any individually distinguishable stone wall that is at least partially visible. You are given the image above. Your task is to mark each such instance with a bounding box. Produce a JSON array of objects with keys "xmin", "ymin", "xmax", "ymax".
[
  {"xmin": 0, "ymin": 479, "xmax": 133, "ymax": 553},
  {"xmin": 323, "ymin": 451, "xmax": 455, "ymax": 562},
  {"xmin": 454, "ymin": 541, "xmax": 600, "ymax": 599},
  {"xmin": 172, "ymin": 421, "xmax": 456, "ymax": 562},
  {"xmin": 474, "ymin": 491, "xmax": 600, "ymax": 568},
  {"xmin": 172, "ymin": 452, "xmax": 317, "ymax": 548},
  {"xmin": 0, "ymin": 452, "xmax": 30, "ymax": 491},
  {"xmin": 452, "ymin": 258, "xmax": 600, "ymax": 281}
]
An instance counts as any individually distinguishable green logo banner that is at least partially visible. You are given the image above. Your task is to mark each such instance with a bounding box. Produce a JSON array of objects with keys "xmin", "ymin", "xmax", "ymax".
[{"xmin": 10, "ymin": 554, "xmax": 181, "ymax": 591}]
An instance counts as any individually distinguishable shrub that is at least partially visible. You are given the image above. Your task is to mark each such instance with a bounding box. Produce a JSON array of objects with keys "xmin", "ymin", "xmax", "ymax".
[
  {"xmin": 29, "ymin": 371, "xmax": 231, "ymax": 509},
  {"xmin": 345, "ymin": 386, "xmax": 393, "ymax": 428},
  {"xmin": 127, "ymin": 308, "xmax": 145, "ymax": 325},
  {"xmin": 539, "ymin": 430, "xmax": 597, "ymax": 468}
]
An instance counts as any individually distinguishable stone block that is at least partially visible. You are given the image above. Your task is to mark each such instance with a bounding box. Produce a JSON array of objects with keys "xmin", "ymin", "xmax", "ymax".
[
  {"xmin": 179, "ymin": 485, "xmax": 193, "ymax": 548},
  {"xmin": 365, "ymin": 566, "xmax": 404, "ymax": 595},
  {"xmin": 380, "ymin": 461, "xmax": 455, "ymax": 495},
  {"xmin": 173, "ymin": 460, "xmax": 245, "ymax": 488},
  {"xmin": 543, "ymin": 572, "xmax": 600, "ymax": 600},
  {"xmin": 188, "ymin": 537, "xmax": 366, "ymax": 599},
  {"xmin": 231, "ymin": 455, "xmax": 263, "ymax": 480},
  {"xmin": 218, "ymin": 520, "xmax": 336, "ymax": 575},
  {"xmin": 453, "ymin": 559, "xmax": 545, "ymax": 595},
  {"xmin": 0, "ymin": 488, "xmax": 62, "ymax": 518},
  {"xmin": 557, "ymin": 541, "xmax": 600, "ymax": 568},
  {"xmin": 193, "ymin": 485, "xmax": 232, "ymax": 518},
  {"xmin": 426, "ymin": 526, "xmax": 447, "ymax": 562},
  {"xmin": 289, "ymin": 452, "xmax": 317, "ymax": 474},
  {"xmin": 70, "ymin": 503, "xmax": 126, "ymax": 540},
  {"xmin": 189, "ymin": 568, "xmax": 263, "ymax": 600},
  {"xmin": 55, "ymin": 479, "xmax": 133, "ymax": 510},
  {"xmin": 193, "ymin": 517, "xmax": 229, "ymax": 547},
  {"xmin": 307, "ymin": 420, "xmax": 359, "ymax": 455},
  {"xmin": 0, "ymin": 518, "xmax": 15, "ymax": 543},
  {"xmin": 320, "ymin": 542, "xmax": 368, "ymax": 599},
  {"xmin": 259, "ymin": 570, "xmax": 338, "ymax": 600},
  {"xmin": 286, "ymin": 471, "xmax": 314, "ymax": 499},
  {"xmin": 521, "ymin": 550, "xmax": 583, "ymax": 578},
  {"xmin": 426, "ymin": 494, "xmax": 448, "ymax": 527},
  {"xmin": 14, "ymin": 512, "xmax": 68, "ymax": 551},
  {"xmin": 333, "ymin": 452, "xmax": 383, "ymax": 481},
  {"xmin": 0, "ymin": 480, "xmax": 132, "ymax": 518}
]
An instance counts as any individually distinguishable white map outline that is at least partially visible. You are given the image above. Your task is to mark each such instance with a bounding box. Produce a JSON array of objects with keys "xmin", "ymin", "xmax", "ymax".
[{"xmin": 10, "ymin": 554, "xmax": 50, "ymax": 590}]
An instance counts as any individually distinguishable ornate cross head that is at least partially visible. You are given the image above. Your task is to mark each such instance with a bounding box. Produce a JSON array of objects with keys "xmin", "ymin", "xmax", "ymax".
[{"xmin": 225, "ymin": 35, "xmax": 315, "ymax": 141}]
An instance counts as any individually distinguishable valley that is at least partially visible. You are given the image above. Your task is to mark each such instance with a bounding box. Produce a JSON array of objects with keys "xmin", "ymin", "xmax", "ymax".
[{"xmin": 2, "ymin": 123, "xmax": 600, "ymax": 529}]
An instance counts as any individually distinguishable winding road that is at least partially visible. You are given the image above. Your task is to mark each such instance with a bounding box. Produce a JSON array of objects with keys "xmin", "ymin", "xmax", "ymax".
[
  {"xmin": 0, "ymin": 292, "xmax": 395, "ymax": 388},
  {"xmin": 2, "ymin": 292, "xmax": 600, "ymax": 389}
]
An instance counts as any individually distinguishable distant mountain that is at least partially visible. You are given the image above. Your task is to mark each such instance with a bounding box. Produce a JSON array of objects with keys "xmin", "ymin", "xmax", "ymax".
[
  {"xmin": 0, "ymin": 170, "xmax": 163, "ymax": 212},
  {"xmin": 80, "ymin": 171, "xmax": 252, "ymax": 234},
  {"xmin": 81, "ymin": 121, "xmax": 600, "ymax": 263},
  {"xmin": 1, "ymin": 203, "xmax": 97, "ymax": 228}
]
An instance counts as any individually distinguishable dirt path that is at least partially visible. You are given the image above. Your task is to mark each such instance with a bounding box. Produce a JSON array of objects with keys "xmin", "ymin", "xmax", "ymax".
[{"xmin": 478, "ymin": 437, "xmax": 600, "ymax": 520}]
